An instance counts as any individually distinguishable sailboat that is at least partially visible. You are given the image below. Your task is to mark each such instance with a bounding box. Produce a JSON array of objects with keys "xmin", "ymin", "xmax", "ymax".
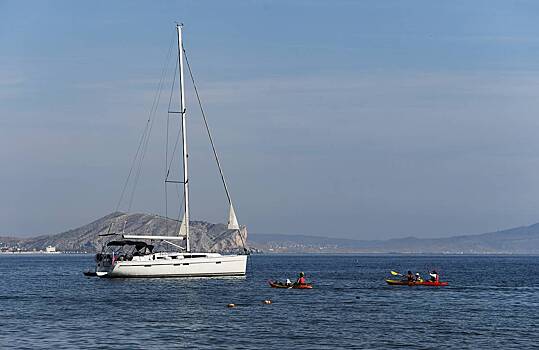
[{"xmin": 90, "ymin": 24, "xmax": 248, "ymax": 278}]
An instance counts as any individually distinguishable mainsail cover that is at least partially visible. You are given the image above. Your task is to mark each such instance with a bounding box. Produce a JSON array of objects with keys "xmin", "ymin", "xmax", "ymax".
[{"xmin": 228, "ymin": 204, "xmax": 240, "ymax": 230}]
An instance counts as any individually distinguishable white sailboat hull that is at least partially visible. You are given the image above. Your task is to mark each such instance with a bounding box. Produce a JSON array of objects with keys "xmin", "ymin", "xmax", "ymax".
[{"xmin": 98, "ymin": 253, "xmax": 247, "ymax": 278}]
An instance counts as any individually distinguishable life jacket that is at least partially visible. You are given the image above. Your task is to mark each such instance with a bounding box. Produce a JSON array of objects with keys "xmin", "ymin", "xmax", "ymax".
[{"xmin": 298, "ymin": 276, "xmax": 306, "ymax": 284}]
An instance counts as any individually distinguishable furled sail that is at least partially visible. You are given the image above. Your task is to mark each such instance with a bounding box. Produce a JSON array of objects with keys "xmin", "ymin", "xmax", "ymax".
[
  {"xmin": 227, "ymin": 204, "xmax": 240, "ymax": 230},
  {"xmin": 179, "ymin": 215, "xmax": 188, "ymax": 236}
]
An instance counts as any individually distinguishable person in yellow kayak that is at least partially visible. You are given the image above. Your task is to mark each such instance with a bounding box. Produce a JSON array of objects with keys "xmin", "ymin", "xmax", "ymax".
[{"xmin": 296, "ymin": 272, "xmax": 307, "ymax": 285}]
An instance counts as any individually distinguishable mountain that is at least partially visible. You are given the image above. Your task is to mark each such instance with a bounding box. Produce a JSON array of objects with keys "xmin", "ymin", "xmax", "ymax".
[
  {"xmin": 3, "ymin": 214, "xmax": 539, "ymax": 254},
  {"xmin": 0, "ymin": 212, "xmax": 248, "ymax": 253},
  {"xmin": 249, "ymin": 223, "xmax": 539, "ymax": 254}
]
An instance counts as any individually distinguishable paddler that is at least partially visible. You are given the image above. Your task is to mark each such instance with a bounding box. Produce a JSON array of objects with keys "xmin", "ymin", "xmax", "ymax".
[
  {"xmin": 285, "ymin": 278, "xmax": 292, "ymax": 286},
  {"xmin": 296, "ymin": 272, "xmax": 307, "ymax": 285},
  {"xmin": 429, "ymin": 270, "xmax": 439, "ymax": 283},
  {"xmin": 405, "ymin": 271, "xmax": 414, "ymax": 282},
  {"xmin": 414, "ymin": 272, "xmax": 423, "ymax": 282}
]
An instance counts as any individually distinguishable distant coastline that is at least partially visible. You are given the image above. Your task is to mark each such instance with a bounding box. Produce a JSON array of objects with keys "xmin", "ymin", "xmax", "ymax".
[
  {"xmin": 2, "ymin": 211, "xmax": 539, "ymax": 254},
  {"xmin": 248, "ymin": 223, "xmax": 539, "ymax": 254}
]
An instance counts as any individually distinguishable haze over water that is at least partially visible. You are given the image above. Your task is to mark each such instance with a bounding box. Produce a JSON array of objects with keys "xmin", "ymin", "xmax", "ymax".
[{"xmin": 1, "ymin": 254, "xmax": 537, "ymax": 349}]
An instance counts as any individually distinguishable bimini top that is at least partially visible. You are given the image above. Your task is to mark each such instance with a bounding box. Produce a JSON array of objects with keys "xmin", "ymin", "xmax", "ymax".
[{"xmin": 106, "ymin": 240, "xmax": 154, "ymax": 252}]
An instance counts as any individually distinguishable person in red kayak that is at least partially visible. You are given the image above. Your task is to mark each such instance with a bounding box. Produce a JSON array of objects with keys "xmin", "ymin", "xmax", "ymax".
[
  {"xmin": 429, "ymin": 270, "xmax": 439, "ymax": 283},
  {"xmin": 296, "ymin": 272, "xmax": 307, "ymax": 285},
  {"xmin": 414, "ymin": 272, "xmax": 423, "ymax": 282}
]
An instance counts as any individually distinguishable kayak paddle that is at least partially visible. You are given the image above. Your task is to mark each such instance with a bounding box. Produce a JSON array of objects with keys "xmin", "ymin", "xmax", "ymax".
[{"xmin": 390, "ymin": 270, "xmax": 402, "ymax": 276}]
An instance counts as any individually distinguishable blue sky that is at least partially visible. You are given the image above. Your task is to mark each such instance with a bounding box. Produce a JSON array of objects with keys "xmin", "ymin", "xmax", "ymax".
[{"xmin": 2, "ymin": 0, "xmax": 539, "ymax": 239}]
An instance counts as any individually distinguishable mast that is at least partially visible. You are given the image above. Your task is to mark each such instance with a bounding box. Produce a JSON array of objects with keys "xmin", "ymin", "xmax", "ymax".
[{"xmin": 177, "ymin": 24, "xmax": 190, "ymax": 252}]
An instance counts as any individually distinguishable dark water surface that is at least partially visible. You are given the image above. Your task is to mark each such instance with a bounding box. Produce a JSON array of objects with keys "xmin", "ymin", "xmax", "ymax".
[{"xmin": 1, "ymin": 254, "xmax": 537, "ymax": 349}]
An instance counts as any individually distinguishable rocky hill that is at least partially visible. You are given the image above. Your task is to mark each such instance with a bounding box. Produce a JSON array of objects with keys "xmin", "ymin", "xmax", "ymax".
[{"xmin": 0, "ymin": 212, "xmax": 248, "ymax": 253}]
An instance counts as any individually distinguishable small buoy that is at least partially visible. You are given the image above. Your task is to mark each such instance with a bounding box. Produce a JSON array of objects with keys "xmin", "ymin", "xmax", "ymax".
[
  {"xmin": 263, "ymin": 300, "xmax": 272, "ymax": 305},
  {"xmin": 227, "ymin": 303, "xmax": 236, "ymax": 308}
]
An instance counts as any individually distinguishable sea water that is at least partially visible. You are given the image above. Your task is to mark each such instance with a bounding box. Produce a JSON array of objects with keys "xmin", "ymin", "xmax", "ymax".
[{"xmin": 0, "ymin": 254, "xmax": 537, "ymax": 349}]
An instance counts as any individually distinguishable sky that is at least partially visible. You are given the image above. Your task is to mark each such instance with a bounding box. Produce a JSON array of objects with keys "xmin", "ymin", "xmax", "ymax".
[{"xmin": 2, "ymin": 0, "xmax": 539, "ymax": 240}]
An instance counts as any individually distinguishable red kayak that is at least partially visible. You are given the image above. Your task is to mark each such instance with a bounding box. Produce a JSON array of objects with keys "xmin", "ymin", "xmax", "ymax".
[
  {"xmin": 268, "ymin": 280, "xmax": 313, "ymax": 289},
  {"xmin": 385, "ymin": 279, "xmax": 448, "ymax": 287}
]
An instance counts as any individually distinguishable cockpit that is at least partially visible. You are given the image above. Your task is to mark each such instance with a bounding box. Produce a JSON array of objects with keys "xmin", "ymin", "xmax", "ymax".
[{"xmin": 95, "ymin": 240, "xmax": 154, "ymax": 264}]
